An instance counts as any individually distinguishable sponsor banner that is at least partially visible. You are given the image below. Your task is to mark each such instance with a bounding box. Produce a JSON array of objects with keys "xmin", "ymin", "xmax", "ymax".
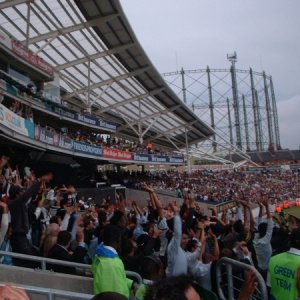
[
  {"xmin": 59, "ymin": 135, "xmax": 73, "ymax": 150},
  {"xmin": 103, "ymin": 148, "xmax": 132, "ymax": 160},
  {"xmin": 168, "ymin": 156, "xmax": 184, "ymax": 164},
  {"xmin": 73, "ymin": 141, "xmax": 102, "ymax": 156},
  {"xmin": 133, "ymin": 153, "xmax": 150, "ymax": 162},
  {"xmin": 38, "ymin": 127, "xmax": 59, "ymax": 146},
  {"xmin": 76, "ymin": 113, "xmax": 98, "ymax": 126},
  {"xmin": 46, "ymin": 105, "xmax": 116, "ymax": 132},
  {"xmin": 98, "ymin": 119, "xmax": 117, "ymax": 131},
  {"xmin": 0, "ymin": 29, "xmax": 12, "ymax": 50},
  {"xmin": 151, "ymin": 155, "xmax": 168, "ymax": 163},
  {"xmin": 0, "ymin": 104, "xmax": 34, "ymax": 138},
  {"xmin": 11, "ymin": 40, "xmax": 54, "ymax": 77},
  {"xmin": 52, "ymin": 106, "xmax": 76, "ymax": 120}
]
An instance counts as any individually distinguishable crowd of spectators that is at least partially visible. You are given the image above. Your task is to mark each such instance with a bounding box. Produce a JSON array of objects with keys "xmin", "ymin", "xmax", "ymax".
[
  {"xmin": 105, "ymin": 168, "xmax": 300, "ymax": 204},
  {"xmin": 0, "ymin": 151, "xmax": 300, "ymax": 300}
]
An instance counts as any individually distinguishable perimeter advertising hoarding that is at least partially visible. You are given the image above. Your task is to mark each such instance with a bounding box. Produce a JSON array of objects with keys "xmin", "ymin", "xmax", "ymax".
[
  {"xmin": 73, "ymin": 141, "xmax": 102, "ymax": 156},
  {"xmin": 133, "ymin": 153, "xmax": 184, "ymax": 164},
  {"xmin": 49, "ymin": 105, "xmax": 117, "ymax": 132},
  {"xmin": 102, "ymin": 148, "xmax": 132, "ymax": 160},
  {"xmin": 168, "ymin": 156, "xmax": 185, "ymax": 164},
  {"xmin": 0, "ymin": 104, "xmax": 34, "ymax": 138}
]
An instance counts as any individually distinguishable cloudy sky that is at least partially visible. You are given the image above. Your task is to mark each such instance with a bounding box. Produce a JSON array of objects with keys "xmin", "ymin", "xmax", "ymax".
[{"xmin": 122, "ymin": 0, "xmax": 300, "ymax": 150}]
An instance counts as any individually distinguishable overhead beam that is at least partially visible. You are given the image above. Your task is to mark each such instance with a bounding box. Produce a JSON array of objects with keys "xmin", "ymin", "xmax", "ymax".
[
  {"xmin": 63, "ymin": 66, "xmax": 150, "ymax": 100},
  {"xmin": 24, "ymin": 14, "xmax": 119, "ymax": 45},
  {"xmin": 117, "ymin": 105, "xmax": 181, "ymax": 131},
  {"xmin": 0, "ymin": 0, "xmax": 29, "ymax": 10},
  {"xmin": 97, "ymin": 87, "xmax": 164, "ymax": 113},
  {"xmin": 55, "ymin": 43, "xmax": 134, "ymax": 71},
  {"xmin": 144, "ymin": 121, "xmax": 197, "ymax": 143}
]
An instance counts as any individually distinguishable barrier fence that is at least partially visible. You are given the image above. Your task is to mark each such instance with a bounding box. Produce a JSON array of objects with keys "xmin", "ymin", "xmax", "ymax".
[
  {"xmin": 216, "ymin": 257, "xmax": 268, "ymax": 300},
  {"xmin": 0, "ymin": 282, "xmax": 93, "ymax": 300},
  {"xmin": 0, "ymin": 250, "xmax": 142, "ymax": 285}
]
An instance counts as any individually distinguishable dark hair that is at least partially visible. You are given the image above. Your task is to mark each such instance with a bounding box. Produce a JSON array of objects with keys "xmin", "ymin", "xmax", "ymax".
[
  {"xmin": 145, "ymin": 275, "xmax": 198, "ymax": 300},
  {"xmin": 141, "ymin": 255, "xmax": 161, "ymax": 280},
  {"xmin": 57, "ymin": 230, "xmax": 72, "ymax": 246},
  {"xmin": 233, "ymin": 220, "xmax": 244, "ymax": 235},
  {"xmin": 49, "ymin": 216, "xmax": 60, "ymax": 225},
  {"xmin": 258, "ymin": 222, "xmax": 268, "ymax": 238},
  {"xmin": 186, "ymin": 239, "xmax": 198, "ymax": 252},
  {"xmin": 110, "ymin": 210, "xmax": 125, "ymax": 226},
  {"xmin": 290, "ymin": 228, "xmax": 300, "ymax": 249},
  {"xmin": 102, "ymin": 225, "xmax": 121, "ymax": 247}
]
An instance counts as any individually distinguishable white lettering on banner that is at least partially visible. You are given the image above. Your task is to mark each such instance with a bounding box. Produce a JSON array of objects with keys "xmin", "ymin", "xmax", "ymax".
[
  {"xmin": 73, "ymin": 142, "xmax": 101, "ymax": 155},
  {"xmin": 151, "ymin": 157, "xmax": 167, "ymax": 162},
  {"xmin": 103, "ymin": 148, "xmax": 132, "ymax": 160},
  {"xmin": 77, "ymin": 114, "xmax": 96, "ymax": 125},
  {"xmin": 169, "ymin": 157, "xmax": 184, "ymax": 163},
  {"xmin": 134, "ymin": 155, "xmax": 149, "ymax": 162}
]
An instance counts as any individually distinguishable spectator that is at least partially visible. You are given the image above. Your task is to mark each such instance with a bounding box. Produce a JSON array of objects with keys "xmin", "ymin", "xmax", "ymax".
[
  {"xmin": 268, "ymin": 228, "xmax": 300, "ymax": 300},
  {"xmin": 47, "ymin": 229, "xmax": 87, "ymax": 274},
  {"xmin": 92, "ymin": 225, "xmax": 133, "ymax": 297}
]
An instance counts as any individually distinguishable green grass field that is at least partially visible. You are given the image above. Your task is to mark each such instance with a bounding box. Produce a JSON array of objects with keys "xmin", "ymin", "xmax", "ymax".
[{"xmin": 283, "ymin": 205, "xmax": 300, "ymax": 219}]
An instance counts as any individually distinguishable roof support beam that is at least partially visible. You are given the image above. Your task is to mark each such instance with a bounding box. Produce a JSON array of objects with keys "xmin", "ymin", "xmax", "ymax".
[
  {"xmin": 63, "ymin": 66, "xmax": 150, "ymax": 100},
  {"xmin": 24, "ymin": 14, "xmax": 119, "ymax": 45},
  {"xmin": 0, "ymin": 0, "xmax": 29, "ymax": 10},
  {"xmin": 117, "ymin": 105, "xmax": 180, "ymax": 132},
  {"xmin": 144, "ymin": 121, "xmax": 197, "ymax": 143},
  {"xmin": 55, "ymin": 43, "xmax": 134, "ymax": 71},
  {"xmin": 97, "ymin": 87, "xmax": 164, "ymax": 113}
]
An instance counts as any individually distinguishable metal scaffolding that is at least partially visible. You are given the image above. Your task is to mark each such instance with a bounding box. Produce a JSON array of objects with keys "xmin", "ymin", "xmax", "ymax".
[{"xmin": 162, "ymin": 60, "xmax": 280, "ymax": 153}]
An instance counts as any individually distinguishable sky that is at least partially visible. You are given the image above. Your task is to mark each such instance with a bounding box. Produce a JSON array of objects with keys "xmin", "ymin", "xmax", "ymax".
[{"xmin": 122, "ymin": 0, "xmax": 300, "ymax": 150}]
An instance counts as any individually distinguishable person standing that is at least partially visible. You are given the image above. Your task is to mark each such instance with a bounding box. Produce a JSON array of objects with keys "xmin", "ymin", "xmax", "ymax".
[
  {"xmin": 268, "ymin": 228, "xmax": 300, "ymax": 300},
  {"xmin": 8, "ymin": 172, "xmax": 53, "ymax": 266}
]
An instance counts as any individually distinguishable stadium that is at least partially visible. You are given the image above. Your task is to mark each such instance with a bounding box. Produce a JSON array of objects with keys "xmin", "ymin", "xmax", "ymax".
[{"xmin": 0, "ymin": 1, "xmax": 299, "ymax": 300}]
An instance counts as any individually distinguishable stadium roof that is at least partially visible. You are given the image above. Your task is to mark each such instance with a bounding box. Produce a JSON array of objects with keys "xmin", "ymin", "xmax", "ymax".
[{"xmin": 0, "ymin": 0, "xmax": 212, "ymax": 150}]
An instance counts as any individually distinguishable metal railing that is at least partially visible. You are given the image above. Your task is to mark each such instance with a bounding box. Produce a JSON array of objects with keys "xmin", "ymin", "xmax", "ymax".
[
  {"xmin": 0, "ymin": 282, "xmax": 93, "ymax": 300},
  {"xmin": 215, "ymin": 257, "xmax": 268, "ymax": 300},
  {"xmin": 0, "ymin": 250, "xmax": 142, "ymax": 285}
]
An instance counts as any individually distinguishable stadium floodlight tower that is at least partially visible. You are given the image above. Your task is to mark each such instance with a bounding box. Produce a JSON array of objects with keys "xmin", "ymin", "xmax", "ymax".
[{"xmin": 227, "ymin": 52, "xmax": 242, "ymax": 150}]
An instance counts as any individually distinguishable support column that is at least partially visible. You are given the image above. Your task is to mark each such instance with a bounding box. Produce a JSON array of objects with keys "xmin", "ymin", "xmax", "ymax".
[
  {"xmin": 250, "ymin": 68, "xmax": 260, "ymax": 151},
  {"xmin": 185, "ymin": 128, "xmax": 191, "ymax": 175},
  {"xmin": 86, "ymin": 58, "xmax": 91, "ymax": 113},
  {"xmin": 270, "ymin": 76, "xmax": 281, "ymax": 150},
  {"xmin": 263, "ymin": 72, "xmax": 274, "ymax": 150},
  {"xmin": 207, "ymin": 66, "xmax": 217, "ymax": 152},
  {"xmin": 230, "ymin": 64, "xmax": 242, "ymax": 149},
  {"xmin": 255, "ymin": 90, "xmax": 263, "ymax": 151},
  {"xmin": 25, "ymin": 2, "xmax": 31, "ymax": 48},
  {"xmin": 181, "ymin": 68, "xmax": 187, "ymax": 104},
  {"xmin": 242, "ymin": 95, "xmax": 250, "ymax": 151},
  {"xmin": 227, "ymin": 98, "xmax": 234, "ymax": 146}
]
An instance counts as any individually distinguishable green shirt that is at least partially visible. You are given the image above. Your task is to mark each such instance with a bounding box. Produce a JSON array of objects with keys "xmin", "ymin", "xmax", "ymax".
[
  {"xmin": 92, "ymin": 255, "xmax": 133, "ymax": 297},
  {"xmin": 269, "ymin": 248, "xmax": 300, "ymax": 300}
]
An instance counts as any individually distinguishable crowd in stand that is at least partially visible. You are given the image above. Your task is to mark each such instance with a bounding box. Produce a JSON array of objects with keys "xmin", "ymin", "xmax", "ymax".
[
  {"xmin": 106, "ymin": 168, "xmax": 300, "ymax": 204},
  {"xmin": 0, "ymin": 151, "xmax": 300, "ymax": 300}
]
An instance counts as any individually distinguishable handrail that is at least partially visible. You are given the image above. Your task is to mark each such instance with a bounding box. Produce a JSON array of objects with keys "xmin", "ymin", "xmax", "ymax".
[
  {"xmin": 215, "ymin": 257, "xmax": 268, "ymax": 300},
  {"xmin": 0, "ymin": 282, "xmax": 93, "ymax": 300},
  {"xmin": 0, "ymin": 250, "xmax": 143, "ymax": 285}
]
